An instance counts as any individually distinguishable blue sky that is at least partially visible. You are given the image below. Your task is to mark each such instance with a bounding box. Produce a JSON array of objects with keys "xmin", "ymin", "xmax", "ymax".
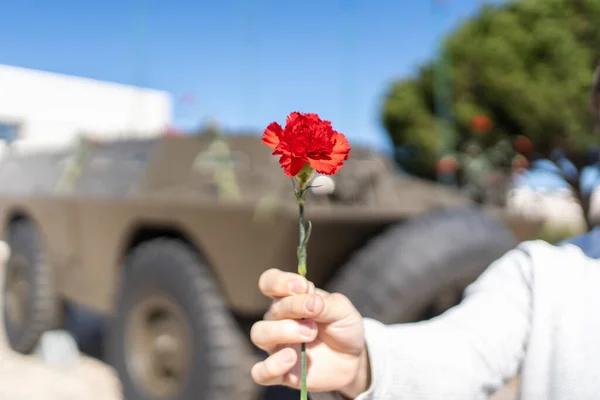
[{"xmin": 0, "ymin": 0, "xmax": 500, "ymax": 152}]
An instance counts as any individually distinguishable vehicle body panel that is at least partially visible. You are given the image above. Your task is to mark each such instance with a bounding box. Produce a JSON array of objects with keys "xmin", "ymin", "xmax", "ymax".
[{"xmin": 0, "ymin": 135, "xmax": 543, "ymax": 317}]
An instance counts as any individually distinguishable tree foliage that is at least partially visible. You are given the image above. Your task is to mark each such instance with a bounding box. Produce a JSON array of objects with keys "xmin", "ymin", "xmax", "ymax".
[{"xmin": 382, "ymin": 0, "xmax": 600, "ymax": 179}]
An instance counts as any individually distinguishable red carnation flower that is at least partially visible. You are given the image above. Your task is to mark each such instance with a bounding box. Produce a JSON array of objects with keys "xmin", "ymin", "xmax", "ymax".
[{"xmin": 262, "ymin": 111, "xmax": 351, "ymax": 177}]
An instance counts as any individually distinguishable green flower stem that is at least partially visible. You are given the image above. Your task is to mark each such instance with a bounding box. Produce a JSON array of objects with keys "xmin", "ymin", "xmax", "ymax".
[
  {"xmin": 294, "ymin": 169, "xmax": 313, "ymax": 400},
  {"xmin": 298, "ymin": 201, "xmax": 308, "ymax": 400},
  {"xmin": 297, "ymin": 201, "xmax": 309, "ymax": 275}
]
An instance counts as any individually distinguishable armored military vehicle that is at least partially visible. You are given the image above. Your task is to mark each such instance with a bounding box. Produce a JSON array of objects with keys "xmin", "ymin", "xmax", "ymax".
[{"xmin": 0, "ymin": 133, "xmax": 541, "ymax": 400}]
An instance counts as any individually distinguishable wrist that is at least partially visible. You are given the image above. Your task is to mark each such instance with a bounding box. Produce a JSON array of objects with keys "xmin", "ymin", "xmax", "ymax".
[{"xmin": 339, "ymin": 346, "xmax": 371, "ymax": 399}]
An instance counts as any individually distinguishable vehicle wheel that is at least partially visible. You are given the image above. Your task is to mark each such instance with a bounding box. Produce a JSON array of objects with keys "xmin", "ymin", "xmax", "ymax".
[
  {"xmin": 3, "ymin": 219, "xmax": 62, "ymax": 353},
  {"xmin": 105, "ymin": 238, "xmax": 256, "ymax": 400},
  {"xmin": 325, "ymin": 207, "xmax": 518, "ymax": 324}
]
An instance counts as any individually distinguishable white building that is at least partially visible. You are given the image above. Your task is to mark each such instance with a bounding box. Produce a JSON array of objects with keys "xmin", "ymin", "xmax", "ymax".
[{"xmin": 0, "ymin": 64, "xmax": 173, "ymax": 149}]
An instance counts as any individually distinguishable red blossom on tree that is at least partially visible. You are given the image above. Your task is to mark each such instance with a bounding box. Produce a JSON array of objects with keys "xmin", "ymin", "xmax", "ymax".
[
  {"xmin": 513, "ymin": 135, "xmax": 533, "ymax": 155},
  {"xmin": 436, "ymin": 155, "xmax": 459, "ymax": 174},
  {"xmin": 262, "ymin": 112, "xmax": 351, "ymax": 177},
  {"xmin": 512, "ymin": 154, "xmax": 529, "ymax": 173},
  {"xmin": 470, "ymin": 115, "xmax": 492, "ymax": 135}
]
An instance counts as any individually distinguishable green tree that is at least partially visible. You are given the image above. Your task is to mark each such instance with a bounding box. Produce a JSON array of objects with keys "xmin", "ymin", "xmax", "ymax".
[{"xmin": 382, "ymin": 0, "xmax": 600, "ymax": 179}]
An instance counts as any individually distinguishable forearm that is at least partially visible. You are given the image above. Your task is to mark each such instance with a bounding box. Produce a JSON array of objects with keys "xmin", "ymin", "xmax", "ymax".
[
  {"xmin": 312, "ymin": 243, "xmax": 535, "ymax": 400},
  {"xmin": 309, "ymin": 318, "xmax": 498, "ymax": 400}
]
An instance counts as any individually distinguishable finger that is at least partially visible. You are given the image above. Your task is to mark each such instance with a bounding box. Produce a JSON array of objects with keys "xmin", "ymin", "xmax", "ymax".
[
  {"xmin": 263, "ymin": 284, "xmax": 320, "ymax": 321},
  {"xmin": 250, "ymin": 319, "xmax": 317, "ymax": 352},
  {"xmin": 258, "ymin": 268, "xmax": 309, "ymax": 298},
  {"xmin": 268, "ymin": 293, "xmax": 324, "ymax": 320},
  {"xmin": 251, "ymin": 347, "xmax": 297, "ymax": 386},
  {"xmin": 263, "ymin": 299, "xmax": 278, "ymax": 321},
  {"xmin": 269, "ymin": 292, "xmax": 356, "ymax": 324}
]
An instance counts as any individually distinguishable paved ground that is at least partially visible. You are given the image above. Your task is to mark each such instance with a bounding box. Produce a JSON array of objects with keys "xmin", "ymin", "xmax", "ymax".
[
  {"xmin": 0, "ymin": 348, "xmax": 122, "ymax": 400},
  {"xmin": 0, "ymin": 242, "xmax": 122, "ymax": 400}
]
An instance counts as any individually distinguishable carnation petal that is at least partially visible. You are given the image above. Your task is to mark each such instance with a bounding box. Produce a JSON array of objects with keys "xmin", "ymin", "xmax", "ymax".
[
  {"xmin": 330, "ymin": 132, "xmax": 351, "ymax": 162},
  {"xmin": 280, "ymin": 155, "xmax": 308, "ymax": 177},
  {"xmin": 308, "ymin": 158, "xmax": 338, "ymax": 175},
  {"xmin": 285, "ymin": 112, "xmax": 303, "ymax": 126},
  {"xmin": 307, "ymin": 133, "xmax": 350, "ymax": 175},
  {"xmin": 262, "ymin": 122, "xmax": 283, "ymax": 149},
  {"xmin": 305, "ymin": 113, "xmax": 322, "ymax": 122}
]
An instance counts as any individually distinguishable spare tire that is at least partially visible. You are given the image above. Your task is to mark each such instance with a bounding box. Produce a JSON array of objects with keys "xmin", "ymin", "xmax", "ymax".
[
  {"xmin": 3, "ymin": 219, "xmax": 62, "ymax": 354},
  {"xmin": 325, "ymin": 207, "xmax": 518, "ymax": 324}
]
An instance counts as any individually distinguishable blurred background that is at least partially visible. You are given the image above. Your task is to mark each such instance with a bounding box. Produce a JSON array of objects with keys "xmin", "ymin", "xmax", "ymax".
[{"xmin": 0, "ymin": 1, "xmax": 598, "ymax": 400}]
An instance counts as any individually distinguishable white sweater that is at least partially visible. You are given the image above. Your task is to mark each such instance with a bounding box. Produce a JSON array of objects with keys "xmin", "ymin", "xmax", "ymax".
[{"xmin": 312, "ymin": 240, "xmax": 600, "ymax": 400}]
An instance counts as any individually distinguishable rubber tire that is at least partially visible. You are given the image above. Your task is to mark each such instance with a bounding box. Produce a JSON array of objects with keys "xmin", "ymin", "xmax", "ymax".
[
  {"xmin": 3, "ymin": 219, "xmax": 62, "ymax": 354},
  {"xmin": 105, "ymin": 238, "xmax": 256, "ymax": 400},
  {"xmin": 325, "ymin": 207, "xmax": 518, "ymax": 324}
]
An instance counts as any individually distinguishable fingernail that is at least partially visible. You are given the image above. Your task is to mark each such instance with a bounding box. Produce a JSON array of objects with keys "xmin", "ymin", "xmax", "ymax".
[
  {"xmin": 289, "ymin": 280, "xmax": 306, "ymax": 294},
  {"xmin": 305, "ymin": 296, "xmax": 316, "ymax": 312},
  {"xmin": 280, "ymin": 349, "xmax": 294, "ymax": 364},
  {"xmin": 298, "ymin": 321, "xmax": 315, "ymax": 338}
]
